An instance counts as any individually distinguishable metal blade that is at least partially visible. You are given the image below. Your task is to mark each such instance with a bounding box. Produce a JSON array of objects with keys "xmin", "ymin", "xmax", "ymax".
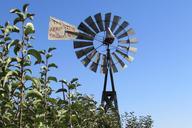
[
  {"xmin": 112, "ymin": 52, "xmax": 126, "ymax": 69},
  {"xmin": 118, "ymin": 38, "xmax": 138, "ymax": 44},
  {"xmin": 89, "ymin": 52, "xmax": 101, "ymax": 72},
  {"xmin": 125, "ymin": 55, "xmax": 134, "ymax": 62},
  {"xmin": 78, "ymin": 22, "xmax": 96, "ymax": 36},
  {"xmin": 85, "ymin": 16, "xmax": 100, "ymax": 33},
  {"xmin": 109, "ymin": 55, "xmax": 118, "ymax": 73},
  {"xmin": 129, "ymin": 47, "xmax": 137, "ymax": 53},
  {"xmin": 74, "ymin": 41, "xmax": 93, "ymax": 49},
  {"xmin": 118, "ymin": 45, "xmax": 137, "ymax": 54},
  {"xmin": 100, "ymin": 55, "xmax": 107, "ymax": 74},
  {"xmin": 76, "ymin": 32, "xmax": 94, "ymax": 41},
  {"xmin": 117, "ymin": 28, "xmax": 135, "ymax": 39},
  {"xmin": 75, "ymin": 46, "xmax": 94, "ymax": 58},
  {"xmin": 129, "ymin": 38, "xmax": 138, "ymax": 43},
  {"xmin": 114, "ymin": 21, "xmax": 129, "ymax": 36},
  {"xmin": 116, "ymin": 49, "xmax": 134, "ymax": 63},
  {"xmin": 127, "ymin": 28, "xmax": 135, "ymax": 35},
  {"xmin": 81, "ymin": 49, "xmax": 97, "ymax": 66},
  {"xmin": 118, "ymin": 45, "xmax": 128, "ymax": 51},
  {"xmin": 105, "ymin": 13, "xmax": 111, "ymax": 30},
  {"xmin": 111, "ymin": 16, "xmax": 121, "ymax": 32},
  {"xmin": 116, "ymin": 49, "xmax": 127, "ymax": 57},
  {"xmin": 94, "ymin": 13, "xmax": 104, "ymax": 31}
]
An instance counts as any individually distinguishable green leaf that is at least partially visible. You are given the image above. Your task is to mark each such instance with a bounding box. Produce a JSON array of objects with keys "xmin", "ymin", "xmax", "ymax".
[
  {"xmin": 5, "ymin": 21, "xmax": 9, "ymax": 27},
  {"xmin": 70, "ymin": 78, "xmax": 78, "ymax": 83},
  {"xmin": 0, "ymin": 41, "xmax": 5, "ymax": 45},
  {"xmin": 26, "ymin": 13, "xmax": 35, "ymax": 20},
  {"xmin": 47, "ymin": 97, "xmax": 57, "ymax": 104},
  {"xmin": 46, "ymin": 53, "xmax": 52, "ymax": 59},
  {"xmin": 10, "ymin": 8, "xmax": 20, "ymax": 13},
  {"xmin": 56, "ymin": 88, "xmax": 67, "ymax": 93},
  {"xmin": 11, "ymin": 82, "xmax": 20, "ymax": 90},
  {"xmin": 26, "ymin": 89, "xmax": 43, "ymax": 99},
  {"xmin": 59, "ymin": 79, "xmax": 68, "ymax": 85},
  {"xmin": 48, "ymin": 76, "xmax": 57, "ymax": 82},
  {"xmin": 39, "ymin": 50, "xmax": 46, "ymax": 55},
  {"xmin": 24, "ymin": 22, "xmax": 35, "ymax": 35},
  {"xmin": 57, "ymin": 99, "xmax": 68, "ymax": 105},
  {"xmin": 48, "ymin": 63, "xmax": 58, "ymax": 68},
  {"xmin": 0, "ymin": 88, "xmax": 5, "ymax": 93},
  {"xmin": 28, "ymin": 49, "xmax": 42, "ymax": 64},
  {"xmin": 3, "ymin": 71, "xmax": 17, "ymax": 87},
  {"xmin": 67, "ymin": 84, "xmax": 76, "ymax": 90},
  {"xmin": 23, "ymin": 4, "xmax": 29, "ymax": 12},
  {"xmin": 25, "ymin": 75, "xmax": 40, "ymax": 87},
  {"xmin": 24, "ymin": 68, "xmax": 32, "ymax": 74},
  {"xmin": 12, "ymin": 25, "xmax": 20, "ymax": 33},
  {"xmin": 8, "ymin": 39, "xmax": 20, "ymax": 49},
  {"xmin": 15, "ymin": 12, "xmax": 25, "ymax": 19},
  {"xmin": 14, "ymin": 17, "xmax": 23, "ymax": 25},
  {"xmin": 14, "ymin": 44, "xmax": 21, "ymax": 55},
  {"xmin": 4, "ymin": 57, "xmax": 12, "ymax": 70},
  {"xmin": 48, "ymin": 47, "xmax": 56, "ymax": 53},
  {"xmin": 4, "ymin": 36, "xmax": 11, "ymax": 41}
]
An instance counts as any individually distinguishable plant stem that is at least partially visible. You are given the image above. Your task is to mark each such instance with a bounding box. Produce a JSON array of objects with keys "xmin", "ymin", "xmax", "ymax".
[
  {"xmin": 44, "ymin": 55, "xmax": 48, "ymax": 124},
  {"xmin": 61, "ymin": 82, "xmax": 65, "ymax": 100},
  {"xmin": 19, "ymin": 21, "xmax": 25, "ymax": 128},
  {"xmin": 68, "ymin": 86, "xmax": 72, "ymax": 127}
]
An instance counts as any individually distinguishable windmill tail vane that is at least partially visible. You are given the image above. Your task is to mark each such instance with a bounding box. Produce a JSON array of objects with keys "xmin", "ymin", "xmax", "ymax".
[{"xmin": 48, "ymin": 17, "xmax": 79, "ymax": 40}]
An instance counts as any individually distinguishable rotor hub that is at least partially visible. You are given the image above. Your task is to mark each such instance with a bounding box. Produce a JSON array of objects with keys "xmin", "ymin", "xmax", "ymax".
[{"xmin": 104, "ymin": 37, "xmax": 115, "ymax": 45}]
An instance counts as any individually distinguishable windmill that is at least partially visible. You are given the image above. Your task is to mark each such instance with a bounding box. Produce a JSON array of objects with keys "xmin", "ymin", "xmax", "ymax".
[{"xmin": 48, "ymin": 12, "xmax": 138, "ymax": 127}]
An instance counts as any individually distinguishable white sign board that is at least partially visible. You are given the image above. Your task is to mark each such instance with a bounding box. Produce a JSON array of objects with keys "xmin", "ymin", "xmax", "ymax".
[{"xmin": 48, "ymin": 17, "xmax": 79, "ymax": 40}]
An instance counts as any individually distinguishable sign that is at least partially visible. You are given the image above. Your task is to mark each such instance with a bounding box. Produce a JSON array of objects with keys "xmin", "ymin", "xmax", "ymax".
[{"xmin": 48, "ymin": 17, "xmax": 79, "ymax": 40}]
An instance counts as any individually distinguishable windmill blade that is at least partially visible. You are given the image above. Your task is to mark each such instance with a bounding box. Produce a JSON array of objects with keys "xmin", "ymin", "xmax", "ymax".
[
  {"xmin": 105, "ymin": 13, "xmax": 111, "ymax": 30},
  {"xmin": 89, "ymin": 53, "xmax": 101, "ymax": 72},
  {"xmin": 129, "ymin": 38, "xmax": 138, "ymax": 44},
  {"xmin": 85, "ymin": 16, "xmax": 100, "ymax": 33},
  {"xmin": 127, "ymin": 28, "xmax": 135, "ymax": 35},
  {"xmin": 116, "ymin": 49, "xmax": 134, "ymax": 63},
  {"xmin": 81, "ymin": 49, "xmax": 97, "ymax": 66},
  {"xmin": 109, "ymin": 55, "xmax": 118, "ymax": 73},
  {"xmin": 75, "ymin": 46, "xmax": 94, "ymax": 58},
  {"xmin": 125, "ymin": 55, "xmax": 134, "ymax": 62},
  {"xmin": 112, "ymin": 52, "xmax": 127, "ymax": 69},
  {"xmin": 117, "ymin": 28, "xmax": 135, "ymax": 39},
  {"xmin": 111, "ymin": 15, "xmax": 121, "ymax": 32},
  {"xmin": 118, "ymin": 45, "xmax": 137, "ymax": 54},
  {"xmin": 74, "ymin": 41, "xmax": 93, "ymax": 49},
  {"xmin": 100, "ymin": 55, "xmax": 107, "ymax": 74},
  {"xmin": 129, "ymin": 47, "xmax": 137, "ymax": 53},
  {"xmin": 76, "ymin": 32, "xmax": 94, "ymax": 41},
  {"xmin": 118, "ymin": 45, "xmax": 128, "ymax": 51},
  {"xmin": 114, "ymin": 21, "xmax": 129, "ymax": 36},
  {"xmin": 116, "ymin": 49, "xmax": 127, "ymax": 58},
  {"xmin": 118, "ymin": 38, "xmax": 138, "ymax": 44},
  {"xmin": 94, "ymin": 13, "xmax": 104, "ymax": 32},
  {"xmin": 78, "ymin": 22, "xmax": 96, "ymax": 36}
]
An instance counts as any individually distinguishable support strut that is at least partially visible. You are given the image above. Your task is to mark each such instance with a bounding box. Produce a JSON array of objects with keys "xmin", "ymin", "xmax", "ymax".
[{"xmin": 101, "ymin": 45, "xmax": 121, "ymax": 128}]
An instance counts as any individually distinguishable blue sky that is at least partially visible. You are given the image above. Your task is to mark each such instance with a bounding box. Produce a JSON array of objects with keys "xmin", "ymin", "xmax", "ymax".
[{"xmin": 1, "ymin": 0, "xmax": 192, "ymax": 127}]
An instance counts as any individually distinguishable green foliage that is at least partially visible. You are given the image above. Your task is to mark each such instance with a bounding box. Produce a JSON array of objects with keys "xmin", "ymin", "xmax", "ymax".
[
  {"xmin": 122, "ymin": 112, "xmax": 153, "ymax": 128},
  {"xmin": 0, "ymin": 4, "xmax": 153, "ymax": 128}
]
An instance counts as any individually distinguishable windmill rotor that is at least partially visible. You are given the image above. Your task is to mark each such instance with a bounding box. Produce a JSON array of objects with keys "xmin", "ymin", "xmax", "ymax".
[{"xmin": 73, "ymin": 13, "xmax": 138, "ymax": 73}]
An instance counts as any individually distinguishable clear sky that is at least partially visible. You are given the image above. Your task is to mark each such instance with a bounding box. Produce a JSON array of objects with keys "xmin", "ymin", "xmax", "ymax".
[{"xmin": 1, "ymin": 0, "xmax": 192, "ymax": 128}]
